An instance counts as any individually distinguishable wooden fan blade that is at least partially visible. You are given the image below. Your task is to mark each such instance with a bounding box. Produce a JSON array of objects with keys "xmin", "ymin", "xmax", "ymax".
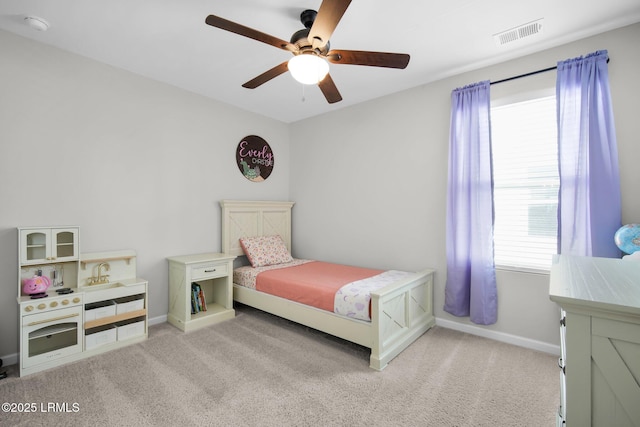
[
  {"xmin": 318, "ymin": 74, "xmax": 342, "ymax": 104},
  {"xmin": 327, "ymin": 50, "xmax": 410, "ymax": 69},
  {"xmin": 242, "ymin": 62, "xmax": 289, "ymax": 89},
  {"xmin": 205, "ymin": 15, "xmax": 296, "ymax": 52},
  {"xmin": 308, "ymin": 0, "xmax": 352, "ymax": 50}
]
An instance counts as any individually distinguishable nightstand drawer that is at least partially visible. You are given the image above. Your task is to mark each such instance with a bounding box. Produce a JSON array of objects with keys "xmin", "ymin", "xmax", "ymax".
[{"xmin": 191, "ymin": 263, "xmax": 228, "ymax": 280}]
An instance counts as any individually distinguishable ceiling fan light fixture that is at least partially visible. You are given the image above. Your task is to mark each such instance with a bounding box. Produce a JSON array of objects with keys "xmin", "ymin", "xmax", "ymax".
[{"xmin": 288, "ymin": 54, "xmax": 329, "ymax": 85}]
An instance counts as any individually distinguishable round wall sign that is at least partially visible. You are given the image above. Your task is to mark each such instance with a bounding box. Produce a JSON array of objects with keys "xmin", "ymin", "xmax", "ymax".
[{"xmin": 236, "ymin": 135, "xmax": 274, "ymax": 182}]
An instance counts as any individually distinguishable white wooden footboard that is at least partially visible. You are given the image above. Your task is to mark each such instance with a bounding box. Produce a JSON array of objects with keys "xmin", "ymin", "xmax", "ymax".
[{"xmin": 369, "ymin": 268, "xmax": 435, "ymax": 370}]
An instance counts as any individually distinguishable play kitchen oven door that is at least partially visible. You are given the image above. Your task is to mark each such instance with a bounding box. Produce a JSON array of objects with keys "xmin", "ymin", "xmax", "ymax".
[{"xmin": 21, "ymin": 303, "xmax": 83, "ymax": 369}]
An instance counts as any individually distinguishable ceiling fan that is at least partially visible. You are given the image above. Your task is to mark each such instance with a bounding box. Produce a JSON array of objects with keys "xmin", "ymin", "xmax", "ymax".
[{"xmin": 205, "ymin": 0, "xmax": 410, "ymax": 104}]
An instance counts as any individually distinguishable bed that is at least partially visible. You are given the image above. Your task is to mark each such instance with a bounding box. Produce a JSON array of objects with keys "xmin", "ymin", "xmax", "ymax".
[{"xmin": 220, "ymin": 200, "xmax": 435, "ymax": 370}]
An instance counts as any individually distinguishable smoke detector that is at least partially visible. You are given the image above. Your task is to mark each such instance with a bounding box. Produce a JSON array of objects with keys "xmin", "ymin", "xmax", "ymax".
[
  {"xmin": 494, "ymin": 19, "xmax": 543, "ymax": 46},
  {"xmin": 24, "ymin": 16, "xmax": 50, "ymax": 32}
]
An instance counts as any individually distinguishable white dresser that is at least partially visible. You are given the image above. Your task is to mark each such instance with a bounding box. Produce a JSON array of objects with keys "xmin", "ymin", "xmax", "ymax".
[{"xmin": 549, "ymin": 255, "xmax": 640, "ymax": 426}]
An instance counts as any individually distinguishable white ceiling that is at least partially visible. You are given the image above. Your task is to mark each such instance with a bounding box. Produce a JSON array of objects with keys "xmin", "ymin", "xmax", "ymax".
[{"xmin": 1, "ymin": 0, "xmax": 640, "ymax": 123}]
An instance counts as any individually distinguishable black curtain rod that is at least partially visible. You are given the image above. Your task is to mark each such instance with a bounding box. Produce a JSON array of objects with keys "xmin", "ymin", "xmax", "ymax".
[
  {"xmin": 490, "ymin": 65, "xmax": 557, "ymax": 85},
  {"xmin": 490, "ymin": 58, "xmax": 610, "ymax": 86}
]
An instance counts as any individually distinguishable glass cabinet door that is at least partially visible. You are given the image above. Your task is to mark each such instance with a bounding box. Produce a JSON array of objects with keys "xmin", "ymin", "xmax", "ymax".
[
  {"xmin": 20, "ymin": 229, "xmax": 50, "ymax": 264},
  {"xmin": 19, "ymin": 228, "xmax": 79, "ymax": 264},
  {"xmin": 53, "ymin": 229, "xmax": 78, "ymax": 261}
]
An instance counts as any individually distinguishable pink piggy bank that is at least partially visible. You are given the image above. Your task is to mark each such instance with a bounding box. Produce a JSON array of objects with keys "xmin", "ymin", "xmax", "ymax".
[{"xmin": 22, "ymin": 275, "xmax": 51, "ymax": 295}]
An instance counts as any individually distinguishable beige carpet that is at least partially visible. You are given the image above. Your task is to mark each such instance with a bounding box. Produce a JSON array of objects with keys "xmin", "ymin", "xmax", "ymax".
[{"xmin": 0, "ymin": 304, "xmax": 559, "ymax": 426}]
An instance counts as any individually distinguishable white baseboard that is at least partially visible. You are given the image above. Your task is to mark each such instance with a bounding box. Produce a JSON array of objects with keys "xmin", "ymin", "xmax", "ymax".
[
  {"xmin": 435, "ymin": 317, "xmax": 560, "ymax": 356},
  {"xmin": 1, "ymin": 352, "xmax": 18, "ymax": 367},
  {"xmin": 148, "ymin": 314, "xmax": 167, "ymax": 326}
]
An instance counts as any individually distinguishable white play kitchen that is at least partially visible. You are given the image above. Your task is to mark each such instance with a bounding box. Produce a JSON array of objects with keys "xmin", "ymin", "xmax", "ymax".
[{"xmin": 17, "ymin": 226, "xmax": 149, "ymax": 376}]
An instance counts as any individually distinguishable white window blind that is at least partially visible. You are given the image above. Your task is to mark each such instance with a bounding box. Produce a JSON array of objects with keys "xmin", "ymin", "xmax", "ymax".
[{"xmin": 491, "ymin": 95, "xmax": 559, "ymax": 272}]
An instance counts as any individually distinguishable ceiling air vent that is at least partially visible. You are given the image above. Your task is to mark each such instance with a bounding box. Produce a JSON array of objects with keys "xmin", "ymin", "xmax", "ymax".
[{"xmin": 494, "ymin": 19, "xmax": 544, "ymax": 46}]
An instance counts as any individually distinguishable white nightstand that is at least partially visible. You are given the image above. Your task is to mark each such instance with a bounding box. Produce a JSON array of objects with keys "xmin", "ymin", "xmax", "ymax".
[{"xmin": 167, "ymin": 253, "xmax": 236, "ymax": 332}]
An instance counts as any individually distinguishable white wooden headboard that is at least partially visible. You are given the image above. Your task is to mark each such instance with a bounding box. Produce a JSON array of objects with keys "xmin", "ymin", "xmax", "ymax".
[{"xmin": 220, "ymin": 200, "xmax": 295, "ymax": 257}]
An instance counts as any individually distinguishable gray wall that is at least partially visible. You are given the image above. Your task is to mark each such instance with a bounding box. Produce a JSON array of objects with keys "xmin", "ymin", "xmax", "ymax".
[
  {"xmin": 289, "ymin": 23, "xmax": 640, "ymax": 351},
  {"xmin": 0, "ymin": 30, "xmax": 290, "ymax": 358}
]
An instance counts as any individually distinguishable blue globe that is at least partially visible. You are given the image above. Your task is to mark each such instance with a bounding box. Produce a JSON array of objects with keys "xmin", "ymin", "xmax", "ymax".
[{"xmin": 614, "ymin": 224, "xmax": 640, "ymax": 254}]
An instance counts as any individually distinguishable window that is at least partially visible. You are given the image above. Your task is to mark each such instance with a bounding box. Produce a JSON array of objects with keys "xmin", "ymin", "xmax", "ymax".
[{"xmin": 491, "ymin": 95, "xmax": 559, "ymax": 272}]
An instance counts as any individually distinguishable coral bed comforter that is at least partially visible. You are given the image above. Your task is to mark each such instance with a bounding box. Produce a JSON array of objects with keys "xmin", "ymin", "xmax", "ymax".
[{"xmin": 234, "ymin": 260, "xmax": 411, "ymax": 321}]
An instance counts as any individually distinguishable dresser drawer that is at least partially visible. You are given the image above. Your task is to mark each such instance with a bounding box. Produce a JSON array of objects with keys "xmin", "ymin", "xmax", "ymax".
[{"xmin": 191, "ymin": 263, "xmax": 228, "ymax": 280}]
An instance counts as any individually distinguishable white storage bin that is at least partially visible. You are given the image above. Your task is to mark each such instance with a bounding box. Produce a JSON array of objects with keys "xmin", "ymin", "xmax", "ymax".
[
  {"xmin": 84, "ymin": 300, "xmax": 116, "ymax": 321},
  {"xmin": 117, "ymin": 319, "xmax": 145, "ymax": 341},
  {"xmin": 115, "ymin": 295, "xmax": 144, "ymax": 315},
  {"xmin": 85, "ymin": 325, "xmax": 116, "ymax": 350}
]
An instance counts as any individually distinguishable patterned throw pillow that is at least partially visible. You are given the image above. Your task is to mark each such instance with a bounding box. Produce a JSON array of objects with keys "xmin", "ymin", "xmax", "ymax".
[{"xmin": 239, "ymin": 235, "xmax": 293, "ymax": 268}]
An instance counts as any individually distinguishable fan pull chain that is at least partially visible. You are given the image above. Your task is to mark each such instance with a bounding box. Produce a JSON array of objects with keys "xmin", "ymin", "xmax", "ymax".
[{"xmin": 301, "ymin": 84, "xmax": 306, "ymax": 102}]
